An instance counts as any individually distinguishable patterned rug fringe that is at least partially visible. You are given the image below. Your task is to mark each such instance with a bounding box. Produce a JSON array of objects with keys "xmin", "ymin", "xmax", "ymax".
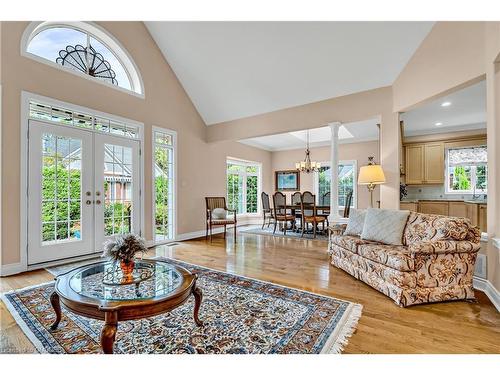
[
  {"xmin": 1, "ymin": 289, "xmax": 49, "ymax": 353},
  {"xmin": 322, "ymin": 303, "xmax": 362, "ymax": 354}
]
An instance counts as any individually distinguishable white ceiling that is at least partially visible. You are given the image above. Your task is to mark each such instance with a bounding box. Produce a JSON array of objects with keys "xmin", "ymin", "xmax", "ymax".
[
  {"xmin": 239, "ymin": 119, "xmax": 379, "ymax": 151},
  {"xmin": 146, "ymin": 22, "xmax": 434, "ymax": 125},
  {"xmin": 401, "ymin": 80, "xmax": 486, "ymax": 137}
]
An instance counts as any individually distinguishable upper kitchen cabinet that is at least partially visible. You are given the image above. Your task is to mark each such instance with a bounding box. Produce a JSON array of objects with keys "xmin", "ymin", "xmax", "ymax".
[{"xmin": 404, "ymin": 142, "xmax": 444, "ymax": 185}]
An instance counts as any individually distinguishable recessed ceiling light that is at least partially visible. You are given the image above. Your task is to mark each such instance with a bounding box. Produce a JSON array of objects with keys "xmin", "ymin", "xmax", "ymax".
[
  {"xmin": 441, "ymin": 101, "xmax": 451, "ymax": 107},
  {"xmin": 435, "ymin": 122, "xmax": 443, "ymax": 126}
]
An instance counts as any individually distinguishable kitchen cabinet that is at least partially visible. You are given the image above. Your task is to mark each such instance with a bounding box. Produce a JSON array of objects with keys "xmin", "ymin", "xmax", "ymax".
[
  {"xmin": 465, "ymin": 202, "xmax": 479, "ymax": 227},
  {"xmin": 418, "ymin": 201, "xmax": 449, "ymax": 216},
  {"xmin": 479, "ymin": 204, "xmax": 487, "ymax": 233},
  {"xmin": 400, "ymin": 202, "xmax": 418, "ymax": 211},
  {"xmin": 448, "ymin": 201, "xmax": 467, "ymax": 219},
  {"xmin": 404, "ymin": 142, "xmax": 444, "ymax": 185}
]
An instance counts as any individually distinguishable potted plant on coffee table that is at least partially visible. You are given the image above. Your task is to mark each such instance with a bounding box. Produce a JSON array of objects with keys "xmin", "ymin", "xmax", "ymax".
[{"xmin": 102, "ymin": 234, "xmax": 148, "ymax": 279}]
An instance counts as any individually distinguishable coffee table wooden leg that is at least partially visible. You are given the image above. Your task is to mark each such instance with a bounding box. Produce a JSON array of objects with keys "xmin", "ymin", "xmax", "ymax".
[
  {"xmin": 49, "ymin": 291, "xmax": 62, "ymax": 331},
  {"xmin": 192, "ymin": 286, "xmax": 203, "ymax": 327},
  {"xmin": 101, "ymin": 311, "xmax": 118, "ymax": 354}
]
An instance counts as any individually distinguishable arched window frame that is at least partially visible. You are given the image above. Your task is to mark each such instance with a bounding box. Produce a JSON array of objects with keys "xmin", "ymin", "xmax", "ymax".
[{"xmin": 21, "ymin": 21, "xmax": 145, "ymax": 98}]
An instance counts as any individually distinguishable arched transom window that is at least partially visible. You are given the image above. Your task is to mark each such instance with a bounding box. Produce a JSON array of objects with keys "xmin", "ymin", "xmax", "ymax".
[{"xmin": 23, "ymin": 22, "xmax": 143, "ymax": 95}]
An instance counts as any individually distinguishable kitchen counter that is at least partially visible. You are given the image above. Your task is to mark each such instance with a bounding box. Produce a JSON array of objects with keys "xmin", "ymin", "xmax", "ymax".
[
  {"xmin": 400, "ymin": 199, "xmax": 487, "ymax": 232},
  {"xmin": 401, "ymin": 198, "xmax": 487, "ymax": 205}
]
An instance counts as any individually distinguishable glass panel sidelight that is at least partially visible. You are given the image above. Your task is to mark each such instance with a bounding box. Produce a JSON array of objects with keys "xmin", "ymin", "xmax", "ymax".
[
  {"xmin": 41, "ymin": 133, "xmax": 82, "ymax": 244},
  {"xmin": 154, "ymin": 145, "xmax": 174, "ymax": 241},
  {"xmin": 103, "ymin": 144, "xmax": 133, "ymax": 236}
]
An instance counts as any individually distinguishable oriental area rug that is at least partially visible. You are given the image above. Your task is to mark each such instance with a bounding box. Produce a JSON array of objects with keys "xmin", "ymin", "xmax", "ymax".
[{"xmin": 1, "ymin": 258, "xmax": 362, "ymax": 354}]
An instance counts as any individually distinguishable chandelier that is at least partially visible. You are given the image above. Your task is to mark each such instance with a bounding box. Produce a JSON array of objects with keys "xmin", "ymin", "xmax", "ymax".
[{"xmin": 295, "ymin": 130, "xmax": 321, "ymax": 173}]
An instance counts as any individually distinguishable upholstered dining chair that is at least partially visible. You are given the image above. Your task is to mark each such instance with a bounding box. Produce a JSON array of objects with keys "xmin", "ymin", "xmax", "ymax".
[
  {"xmin": 291, "ymin": 191, "xmax": 303, "ymax": 231},
  {"xmin": 272, "ymin": 192, "xmax": 296, "ymax": 235},
  {"xmin": 322, "ymin": 191, "xmax": 330, "ymax": 206},
  {"xmin": 205, "ymin": 197, "xmax": 237, "ymax": 242},
  {"xmin": 300, "ymin": 191, "xmax": 327, "ymax": 238},
  {"xmin": 261, "ymin": 192, "xmax": 274, "ymax": 229},
  {"xmin": 343, "ymin": 190, "xmax": 353, "ymax": 218}
]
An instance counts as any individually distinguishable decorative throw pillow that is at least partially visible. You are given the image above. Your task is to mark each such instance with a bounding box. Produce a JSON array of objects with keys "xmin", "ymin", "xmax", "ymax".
[
  {"xmin": 361, "ymin": 208, "xmax": 410, "ymax": 246},
  {"xmin": 212, "ymin": 208, "xmax": 227, "ymax": 219},
  {"xmin": 343, "ymin": 209, "xmax": 366, "ymax": 236}
]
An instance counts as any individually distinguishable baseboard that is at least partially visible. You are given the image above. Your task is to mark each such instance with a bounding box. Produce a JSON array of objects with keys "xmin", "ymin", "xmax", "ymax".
[
  {"xmin": 175, "ymin": 221, "xmax": 260, "ymax": 242},
  {"xmin": 0, "ymin": 262, "xmax": 25, "ymax": 277},
  {"xmin": 473, "ymin": 276, "xmax": 500, "ymax": 312},
  {"xmin": 176, "ymin": 227, "xmax": 226, "ymax": 241}
]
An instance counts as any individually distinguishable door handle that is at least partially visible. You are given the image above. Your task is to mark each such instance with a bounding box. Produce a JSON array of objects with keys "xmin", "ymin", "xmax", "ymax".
[
  {"xmin": 96, "ymin": 199, "xmax": 102, "ymax": 205},
  {"xmin": 85, "ymin": 200, "xmax": 92, "ymax": 205}
]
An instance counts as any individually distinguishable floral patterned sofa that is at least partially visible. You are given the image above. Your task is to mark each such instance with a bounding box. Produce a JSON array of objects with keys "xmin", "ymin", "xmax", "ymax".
[{"xmin": 328, "ymin": 212, "xmax": 481, "ymax": 307}]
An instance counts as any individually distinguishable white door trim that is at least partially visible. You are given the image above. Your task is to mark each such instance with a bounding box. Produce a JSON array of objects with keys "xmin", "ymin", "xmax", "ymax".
[{"xmin": 20, "ymin": 91, "xmax": 145, "ymax": 273}]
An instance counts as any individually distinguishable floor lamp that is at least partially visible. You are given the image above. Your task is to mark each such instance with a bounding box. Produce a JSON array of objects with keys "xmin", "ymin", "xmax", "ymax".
[{"xmin": 358, "ymin": 157, "xmax": 386, "ymax": 208}]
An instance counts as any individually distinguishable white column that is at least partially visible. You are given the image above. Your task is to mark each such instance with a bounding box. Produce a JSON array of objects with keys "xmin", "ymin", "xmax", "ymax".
[{"xmin": 328, "ymin": 122, "xmax": 342, "ymax": 223}]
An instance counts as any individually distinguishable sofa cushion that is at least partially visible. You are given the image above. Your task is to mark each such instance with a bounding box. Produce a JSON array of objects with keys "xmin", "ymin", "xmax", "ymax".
[
  {"xmin": 343, "ymin": 208, "xmax": 366, "ymax": 236},
  {"xmin": 330, "ymin": 235, "xmax": 374, "ymax": 254},
  {"xmin": 361, "ymin": 208, "xmax": 410, "ymax": 245},
  {"xmin": 404, "ymin": 212, "xmax": 470, "ymax": 244},
  {"xmin": 358, "ymin": 244, "xmax": 415, "ymax": 272}
]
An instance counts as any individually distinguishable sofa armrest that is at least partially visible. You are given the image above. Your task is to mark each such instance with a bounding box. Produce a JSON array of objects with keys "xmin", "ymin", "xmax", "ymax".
[
  {"xmin": 409, "ymin": 240, "xmax": 480, "ymax": 255},
  {"xmin": 328, "ymin": 224, "xmax": 347, "ymax": 236}
]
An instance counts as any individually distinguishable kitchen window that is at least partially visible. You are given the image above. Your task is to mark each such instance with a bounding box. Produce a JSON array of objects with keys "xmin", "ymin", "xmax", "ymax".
[{"xmin": 446, "ymin": 146, "xmax": 487, "ymax": 194}]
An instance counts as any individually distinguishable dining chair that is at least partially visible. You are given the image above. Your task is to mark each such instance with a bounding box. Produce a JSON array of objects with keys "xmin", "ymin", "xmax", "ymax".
[
  {"xmin": 322, "ymin": 191, "xmax": 330, "ymax": 206},
  {"xmin": 261, "ymin": 192, "xmax": 274, "ymax": 229},
  {"xmin": 291, "ymin": 191, "xmax": 302, "ymax": 231},
  {"xmin": 318, "ymin": 191, "xmax": 330, "ymax": 226},
  {"xmin": 300, "ymin": 191, "xmax": 327, "ymax": 238},
  {"xmin": 343, "ymin": 190, "xmax": 353, "ymax": 218},
  {"xmin": 205, "ymin": 197, "xmax": 237, "ymax": 242},
  {"xmin": 272, "ymin": 192, "xmax": 296, "ymax": 235}
]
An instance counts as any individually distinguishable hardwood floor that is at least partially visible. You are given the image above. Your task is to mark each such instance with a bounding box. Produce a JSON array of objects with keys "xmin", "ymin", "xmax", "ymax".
[{"xmin": 1, "ymin": 229, "xmax": 499, "ymax": 353}]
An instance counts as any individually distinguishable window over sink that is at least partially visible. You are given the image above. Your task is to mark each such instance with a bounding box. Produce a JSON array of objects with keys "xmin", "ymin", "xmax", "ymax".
[{"xmin": 446, "ymin": 146, "xmax": 487, "ymax": 195}]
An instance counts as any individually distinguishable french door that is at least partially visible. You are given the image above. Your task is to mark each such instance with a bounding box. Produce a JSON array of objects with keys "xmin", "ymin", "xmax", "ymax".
[{"xmin": 28, "ymin": 120, "xmax": 141, "ymax": 265}]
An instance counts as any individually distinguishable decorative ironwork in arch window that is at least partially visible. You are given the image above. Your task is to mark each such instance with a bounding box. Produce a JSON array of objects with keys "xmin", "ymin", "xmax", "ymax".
[{"xmin": 23, "ymin": 22, "xmax": 143, "ymax": 95}]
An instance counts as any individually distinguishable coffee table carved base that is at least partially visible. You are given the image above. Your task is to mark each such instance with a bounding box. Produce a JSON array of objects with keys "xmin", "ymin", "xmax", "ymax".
[
  {"xmin": 49, "ymin": 260, "xmax": 202, "ymax": 354},
  {"xmin": 49, "ymin": 291, "xmax": 62, "ymax": 331},
  {"xmin": 101, "ymin": 311, "xmax": 118, "ymax": 354}
]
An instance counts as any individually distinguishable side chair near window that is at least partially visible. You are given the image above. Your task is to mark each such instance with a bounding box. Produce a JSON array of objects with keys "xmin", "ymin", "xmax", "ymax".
[
  {"xmin": 300, "ymin": 191, "xmax": 327, "ymax": 238},
  {"xmin": 272, "ymin": 192, "xmax": 296, "ymax": 235},
  {"xmin": 261, "ymin": 192, "xmax": 275, "ymax": 229},
  {"xmin": 205, "ymin": 197, "xmax": 237, "ymax": 242}
]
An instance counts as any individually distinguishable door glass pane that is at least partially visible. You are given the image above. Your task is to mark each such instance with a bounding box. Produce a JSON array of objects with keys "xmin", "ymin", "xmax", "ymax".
[
  {"xmin": 41, "ymin": 133, "xmax": 82, "ymax": 244},
  {"xmin": 103, "ymin": 143, "xmax": 133, "ymax": 237}
]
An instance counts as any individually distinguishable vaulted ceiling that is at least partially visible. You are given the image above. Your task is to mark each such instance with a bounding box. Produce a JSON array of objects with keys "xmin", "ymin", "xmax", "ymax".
[{"xmin": 146, "ymin": 22, "xmax": 434, "ymax": 125}]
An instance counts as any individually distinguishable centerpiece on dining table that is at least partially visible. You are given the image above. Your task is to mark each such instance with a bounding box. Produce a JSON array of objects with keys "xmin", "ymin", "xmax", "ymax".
[{"xmin": 102, "ymin": 234, "xmax": 151, "ymax": 284}]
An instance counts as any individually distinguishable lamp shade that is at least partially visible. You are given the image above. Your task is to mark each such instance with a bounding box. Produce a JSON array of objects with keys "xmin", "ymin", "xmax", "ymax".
[{"xmin": 358, "ymin": 165, "xmax": 386, "ymax": 185}]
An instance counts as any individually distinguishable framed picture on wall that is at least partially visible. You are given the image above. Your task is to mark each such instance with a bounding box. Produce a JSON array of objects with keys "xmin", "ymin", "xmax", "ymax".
[{"xmin": 275, "ymin": 170, "xmax": 300, "ymax": 191}]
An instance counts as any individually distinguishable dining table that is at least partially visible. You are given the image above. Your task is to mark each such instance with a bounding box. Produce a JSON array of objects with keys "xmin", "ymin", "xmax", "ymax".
[{"xmin": 275, "ymin": 203, "xmax": 331, "ymax": 234}]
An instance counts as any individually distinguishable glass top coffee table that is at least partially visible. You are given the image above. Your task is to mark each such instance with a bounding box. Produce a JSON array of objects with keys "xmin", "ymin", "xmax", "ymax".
[{"xmin": 49, "ymin": 259, "xmax": 203, "ymax": 354}]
